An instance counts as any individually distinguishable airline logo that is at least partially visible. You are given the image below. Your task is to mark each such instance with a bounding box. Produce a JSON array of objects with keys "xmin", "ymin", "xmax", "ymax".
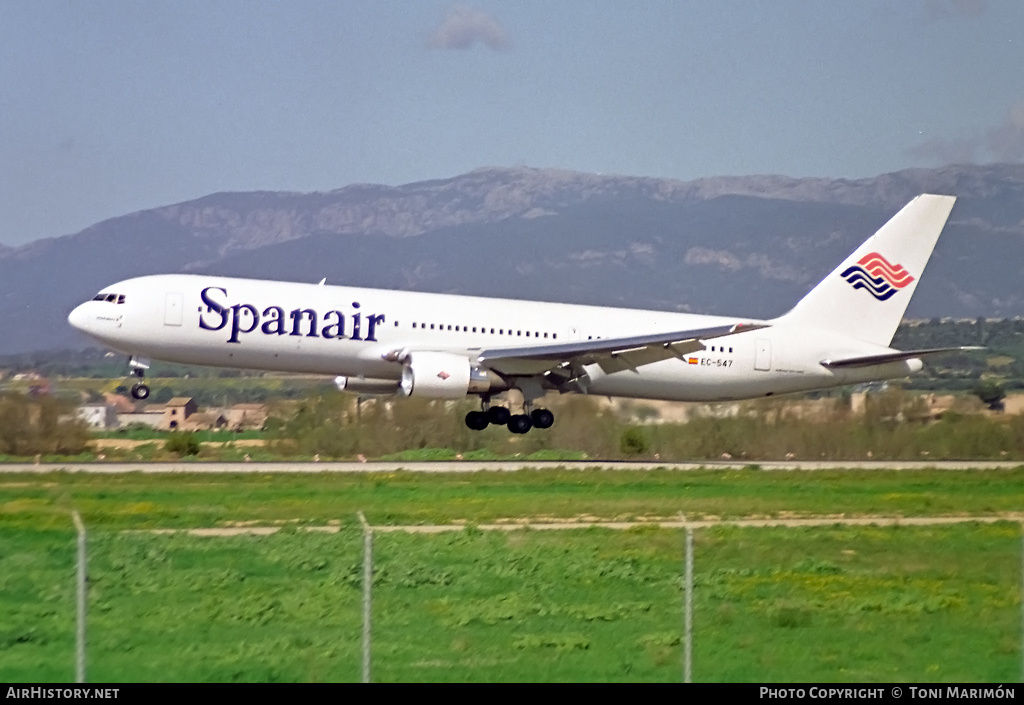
[
  {"xmin": 840, "ymin": 253, "xmax": 915, "ymax": 301},
  {"xmin": 198, "ymin": 286, "xmax": 386, "ymax": 344}
]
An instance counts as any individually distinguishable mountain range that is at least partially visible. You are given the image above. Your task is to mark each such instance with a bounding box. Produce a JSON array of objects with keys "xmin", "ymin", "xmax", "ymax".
[{"xmin": 4, "ymin": 163, "xmax": 1024, "ymax": 355}]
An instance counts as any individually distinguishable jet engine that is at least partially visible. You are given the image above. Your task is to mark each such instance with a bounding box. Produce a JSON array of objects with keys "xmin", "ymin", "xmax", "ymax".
[
  {"xmin": 334, "ymin": 376, "xmax": 401, "ymax": 395},
  {"xmin": 398, "ymin": 351, "xmax": 507, "ymax": 398}
]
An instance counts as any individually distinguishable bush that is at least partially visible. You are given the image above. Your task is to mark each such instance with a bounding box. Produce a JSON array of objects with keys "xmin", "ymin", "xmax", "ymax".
[
  {"xmin": 974, "ymin": 380, "xmax": 1006, "ymax": 411},
  {"xmin": 0, "ymin": 393, "xmax": 89, "ymax": 456},
  {"xmin": 619, "ymin": 427, "xmax": 650, "ymax": 456},
  {"xmin": 165, "ymin": 432, "xmax": 201, "ymax": 456}
]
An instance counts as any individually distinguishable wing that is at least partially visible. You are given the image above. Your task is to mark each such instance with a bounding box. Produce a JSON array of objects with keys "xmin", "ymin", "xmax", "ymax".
[
  {"xmin": 477, "ymin": 322, "xmax": 768, "ymax": 377},
  {"xmin": 820, "ymin": 346, "xmax": 983, "ymax": 369}
]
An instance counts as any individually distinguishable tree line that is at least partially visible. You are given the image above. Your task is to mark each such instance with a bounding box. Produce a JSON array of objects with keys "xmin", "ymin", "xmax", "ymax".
[
  {"xmin": 264, "ymin": 388, "xmax": 1024, "ymax": 462},
  {"xmin": 0, "ymin": 393, "xmax": 89, "ymax": 456}
]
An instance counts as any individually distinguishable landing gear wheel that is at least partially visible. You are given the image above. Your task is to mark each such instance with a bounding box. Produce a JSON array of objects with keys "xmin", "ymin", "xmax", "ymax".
[
  {"xmin": 507, "ymin": 414, "xmax": 533, "ymax": 434},
  {"xmin": 465, "ymin": 410, "xmax": 489, "ymax": 431},
  {"xmin": 487, "ymin": 406, "xmax": 511, "ymax": 426},
  {"xmin": 530, "ymin": 409, "xmax": 554, "ymax": 429},
  {"xmin": 130, "ymin": 383, "xmax": 150, "ymax": 400}
]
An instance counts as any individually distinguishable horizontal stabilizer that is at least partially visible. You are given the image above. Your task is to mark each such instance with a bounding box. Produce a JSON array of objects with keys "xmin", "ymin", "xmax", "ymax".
[{"xmin": 820, "ymin": 346, "xmax": 983, "ymax": 369}]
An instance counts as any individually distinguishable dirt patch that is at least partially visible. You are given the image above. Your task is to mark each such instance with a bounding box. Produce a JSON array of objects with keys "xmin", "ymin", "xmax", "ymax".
[
  {"xmin": 202, "ymin": 439, "xmax": 267, "ymax": 448},
  {"xmin": 189, "ymin": 527, "xmax": 280, "ymax": 536},
  {"xmin": 136, "ymin": 522, "xmax": 345, "ymax": 536},
  {"xmin": 127, "ymin": 513, "xmax": 1024, "ymax": 537},
  {"xmin": 91, "ymin": 439, "xmax": 159, "ymax": 450}
]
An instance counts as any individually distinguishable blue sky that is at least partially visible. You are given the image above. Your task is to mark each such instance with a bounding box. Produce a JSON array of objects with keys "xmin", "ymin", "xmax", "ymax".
[{"xmin": 2, "ymin": 0, "xmax": 1022, "ymax": 246}]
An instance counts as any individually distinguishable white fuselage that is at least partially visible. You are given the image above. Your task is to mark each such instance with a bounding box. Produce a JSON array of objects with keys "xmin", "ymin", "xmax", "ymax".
[{"xmin": 68, "ymin": 274, "xmax": 918, "ymax": 402}]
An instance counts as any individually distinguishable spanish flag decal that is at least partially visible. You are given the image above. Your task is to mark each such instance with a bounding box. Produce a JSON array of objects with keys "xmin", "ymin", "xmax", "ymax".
[{"xmin": 687, "ymin": 357, "xmax": 698, "ymax": 365}]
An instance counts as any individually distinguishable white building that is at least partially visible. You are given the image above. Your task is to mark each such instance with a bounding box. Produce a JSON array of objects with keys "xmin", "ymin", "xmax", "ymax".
[{"xmin": 76, "ymin": 405, "xmax": 118, "ymax": 429}]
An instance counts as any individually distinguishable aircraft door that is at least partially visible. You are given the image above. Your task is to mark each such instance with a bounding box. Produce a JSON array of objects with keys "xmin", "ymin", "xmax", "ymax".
[
  {"xmin": 754, "ymin": 338, "xmax": 771, "ymax": 371},
  {"xmin": 164, "ymin": 293, "xmax": 183, "ymax": 326}
]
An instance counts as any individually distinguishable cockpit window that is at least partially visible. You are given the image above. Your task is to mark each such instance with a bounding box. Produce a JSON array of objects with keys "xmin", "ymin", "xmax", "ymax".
[{"xmin": 92, "ymin": 292, "xmax": 126, "ymax": 304}]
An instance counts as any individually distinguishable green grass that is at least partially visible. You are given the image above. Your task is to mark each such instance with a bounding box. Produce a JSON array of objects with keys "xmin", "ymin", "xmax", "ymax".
[
  {"xmin": 1, "ymin": 467, "xmax": 1023, "ymax": 531},
  {"xmin": 0, "ymin": 524, "xmax": 1019, "ymax": 682},
  {"xmin": 693, "ymin": 523, "xmax": 1021, "ymax": 682},
  {"xmin": 0, "ymin": 528, "xmax": 78, "ymax": 681},
  {"xmin": 1, "ymin": 468, "xmax": 1022, "ymax": 681}
]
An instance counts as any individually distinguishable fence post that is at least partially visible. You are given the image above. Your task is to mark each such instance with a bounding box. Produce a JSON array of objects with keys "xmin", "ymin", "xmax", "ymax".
[
  {"xmin": 684, "ymin": 525, "xmax": 693, "ymax": 684},
  {"xmin": 358, "ymin": 511, "xmax": 373, "ymax": 684},
  {"xmin": 72, "ymin": 510, "xmax": 87, "ymax": 684}
]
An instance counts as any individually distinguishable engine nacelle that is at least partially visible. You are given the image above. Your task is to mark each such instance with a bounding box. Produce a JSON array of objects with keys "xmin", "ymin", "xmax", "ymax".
[
  {"xmin": 334, "ymin": 376, "xmax": 401, "ymax": 396},
  {"xmin": 398, "ymin": 351, "xmax": 506, "ymax": 398}
]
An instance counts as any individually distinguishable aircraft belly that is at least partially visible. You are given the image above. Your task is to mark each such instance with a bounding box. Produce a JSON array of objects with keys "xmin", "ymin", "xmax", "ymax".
[{"xmin": 584, "ymin": 358, "xmax": 835, "ymax": 402}]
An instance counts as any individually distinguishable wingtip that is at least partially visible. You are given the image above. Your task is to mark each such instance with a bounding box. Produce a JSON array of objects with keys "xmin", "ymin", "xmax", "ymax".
[{"xmin": 730, "ymin": 322, "xmax": 769, "ymax": 333}]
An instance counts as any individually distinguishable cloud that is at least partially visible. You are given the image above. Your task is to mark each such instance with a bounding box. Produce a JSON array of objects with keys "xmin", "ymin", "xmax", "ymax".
[
  {"xmin": 906, "ymin": 100, "xmax": 1024, "ymax": 165},
  {"xmin": 905, "ymin": 135, "xmax": 982, "ymax": 165},
  {"xmin": 426, "ymin": 4, "xmax": 511, "ymax": 51},
  {"xmin": 986, "ymin": 101, "xmax": 1024, "ymax": 161}
]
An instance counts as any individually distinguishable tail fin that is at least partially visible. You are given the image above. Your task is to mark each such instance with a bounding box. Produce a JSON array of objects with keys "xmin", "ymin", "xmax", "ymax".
[{"xmin": 777, "ymin": 194, "xmax": 956, "ymax": 346}]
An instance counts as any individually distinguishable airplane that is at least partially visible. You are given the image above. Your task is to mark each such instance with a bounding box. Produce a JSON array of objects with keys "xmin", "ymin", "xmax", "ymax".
[{"xmin": 68, "ymin": 194, "xmax": 977, "ymax": 434}]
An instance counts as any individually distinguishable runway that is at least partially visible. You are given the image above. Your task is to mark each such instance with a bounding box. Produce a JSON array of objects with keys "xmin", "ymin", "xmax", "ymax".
[{"xmin": 1, "ymin": 459, "xmax": 1022, "ymax": 473}]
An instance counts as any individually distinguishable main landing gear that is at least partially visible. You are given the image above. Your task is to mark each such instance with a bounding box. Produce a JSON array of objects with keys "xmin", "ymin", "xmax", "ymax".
[
  {"xmin": 127, "ymin": 356, "xmax": 151, "ymax": 400},
  {"xmin": 464, "ymin": 397, "xmax": 554, "ymax": 434}
]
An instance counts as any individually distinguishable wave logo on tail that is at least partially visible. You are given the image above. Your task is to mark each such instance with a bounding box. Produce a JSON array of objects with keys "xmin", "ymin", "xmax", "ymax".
[{"xmin": 840, "ymin": 253, "xmax": 915, "ymax": 301}]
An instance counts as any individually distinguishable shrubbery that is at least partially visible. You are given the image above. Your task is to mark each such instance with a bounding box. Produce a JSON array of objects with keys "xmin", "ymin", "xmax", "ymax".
[
  {"xmin": 619, "ymin": 427, "xmax": 650, "ymax": 456},
  {"xmin": 266, "ymin": 387, "xmax": 1024, "ymax": 462},
  {"xmin": 0, "ymin": 393, "xmax": 89, "ymax": 456},
  {"xmin": 164, "ymin": 432, "xmax": 201, "ymax": 456}
]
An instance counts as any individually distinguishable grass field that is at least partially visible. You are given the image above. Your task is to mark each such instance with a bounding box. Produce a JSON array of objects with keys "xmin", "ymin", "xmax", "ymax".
[{"xmin": 1, "ymin": 467, "xmax": 1022, "ymax": 682}]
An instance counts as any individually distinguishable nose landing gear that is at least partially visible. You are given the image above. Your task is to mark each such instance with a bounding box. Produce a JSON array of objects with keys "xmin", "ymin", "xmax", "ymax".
[{"xmin": 127, "ymin": 356, "xmax": 151, "ymax": 400}]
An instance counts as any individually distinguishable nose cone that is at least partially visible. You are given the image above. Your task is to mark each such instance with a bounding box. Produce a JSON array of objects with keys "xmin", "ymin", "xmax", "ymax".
[{"xmin": 68, "ymin": 302, "xmax": 91, "ymax": 332}]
